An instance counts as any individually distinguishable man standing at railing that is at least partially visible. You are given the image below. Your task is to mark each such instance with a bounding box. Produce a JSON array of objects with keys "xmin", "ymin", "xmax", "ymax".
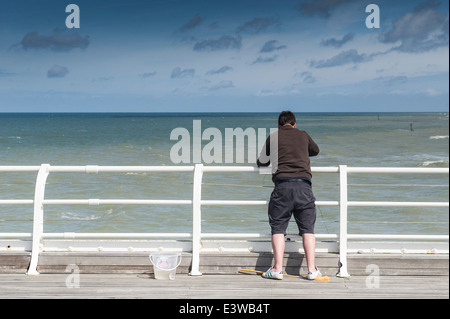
[{"xmin": 257, "ymin": 110, "xmax": 320, "ymax": 280}]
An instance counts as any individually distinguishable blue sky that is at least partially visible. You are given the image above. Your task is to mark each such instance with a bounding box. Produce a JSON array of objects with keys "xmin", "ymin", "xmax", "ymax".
[{"xmin": 0, "ymin": 0, "xmax": 448, "ymax": 112}]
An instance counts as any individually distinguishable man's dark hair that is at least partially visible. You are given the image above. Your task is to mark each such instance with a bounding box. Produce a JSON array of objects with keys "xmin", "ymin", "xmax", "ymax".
[{"xmin": 278, "ymin": 111, "xmax": 296, "ymax": 126}]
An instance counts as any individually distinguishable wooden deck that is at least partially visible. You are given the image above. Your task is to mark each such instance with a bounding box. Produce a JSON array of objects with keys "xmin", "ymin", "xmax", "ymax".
[
  {"xmin": 2, "ymin": 252, "xmax": 448, "ymax": 276},
  {"xmin": 1, "ymin": 251, "xmax": 448, "ymax": 300},
  {"xmin": 0, "ymin": 273, "xmax": 448, "ymax": 299}
]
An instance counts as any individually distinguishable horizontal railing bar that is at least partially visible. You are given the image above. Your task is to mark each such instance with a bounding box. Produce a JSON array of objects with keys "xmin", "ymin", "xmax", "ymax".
[
  {"xmin": 0, "ymin": 166, "xmax": 41, "ymax": 172},
  {"xmin": 0, "ymin": 232, "xmax": 341, "ymax": 240},
  {"xmin": 40, "ymin": 232, "xmax": 338, "ymax": 240},
  {"xmin": 201, "ymin": 233, "xmax": 269, "ymax": 238},
  {"xmin": 2, "ymin": 232, "xmax": 445, "ymax": 241},
  {"xmin": 42, "ymin": 199, "xmax": 192, "ymax": 205},
  {"xmin": 1, "ymin": 166, "xmax": 448, "ymax": 174},
  {"xmin": 202, "ymin": 166, "xmax": 340, "ymax": 173},
  {"xmin": 347, "ymin": 234, "xmax": 449, "ymax": 240},
  {"xmin": 200, "ymin": 233, "xmax": 338, "ymax": 239},
  {"xmin": 2, "ymin": 233, "xmax": 445, "ymax": 240},
  {"xmin": 4, "ymin": 199, "xmax": 446, "ymax": 208},
  {"xmin": 48, "ymin": 165, "xmax": 195, "ymax": 173},
  {"xmin": 200, "ymin": 200, "xmax": 339, "ymax": 206},
  {"xmin": 348, "ymin": 201, "xmax": 449, "ymax": 207},
  {"xmin": 201, "ymin": 200, "xmax": 267, "ymax": 206},
  {"xmin": 0, "ymin": 200, "xmax": 34, "ymax": 205},
  {"xmin": 42, "ymin": 232, "xmax": 192, "ymax": 239},
  {"xmin": 346, "ymin": 167, "xmax": 449, "ymax": 174},
  {"xmin": 0, "ymin": 233, "xmax": 32, "ymax": 238}
]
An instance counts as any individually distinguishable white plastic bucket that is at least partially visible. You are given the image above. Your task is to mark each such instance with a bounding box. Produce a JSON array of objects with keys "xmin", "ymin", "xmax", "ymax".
[{"xmin": 149, "ymin": 253, "xmax": 182, "ymax": 280}]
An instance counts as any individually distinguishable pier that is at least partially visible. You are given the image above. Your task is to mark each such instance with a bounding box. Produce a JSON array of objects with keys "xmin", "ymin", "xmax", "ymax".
[
  {"xmin": 0, "ymin": 164, "xmax": 448, "ymax": 299},
  {"xmin": 1, "ymin": 273, "xmax": 448, "ymax": 299},
  {"xmin": 0, "ymin": 252, "xmax": 448, "ymax": 299}
]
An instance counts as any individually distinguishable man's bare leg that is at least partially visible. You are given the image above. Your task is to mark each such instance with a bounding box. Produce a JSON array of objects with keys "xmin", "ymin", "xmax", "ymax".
[
  {"xmin": 272, "ymin": 234, "xmax": 285, "ymax": 272},
  {"xmin": 302, "ymin": 233, "xmax": 316, "ymax": 272}
]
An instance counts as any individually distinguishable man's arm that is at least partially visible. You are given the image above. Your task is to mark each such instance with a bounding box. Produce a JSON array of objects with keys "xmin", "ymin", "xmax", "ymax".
[
  {"xmin": 257, "ymin": 136, "xmax": 271, "ymax": 167},
  {"xmin": 308, "ymin": 134, "xmax": 320, "ymax": 157}
]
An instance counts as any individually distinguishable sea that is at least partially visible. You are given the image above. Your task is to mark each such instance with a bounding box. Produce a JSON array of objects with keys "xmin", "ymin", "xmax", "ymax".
[{"xmin": 0, "ymin": 112, "xmax": 448, "ymax": 237}]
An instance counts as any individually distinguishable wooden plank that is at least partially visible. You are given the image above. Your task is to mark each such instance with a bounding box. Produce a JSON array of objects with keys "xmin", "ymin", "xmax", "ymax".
[
  {"xmin": 0, "ymin": 253, "xmax": 30, "ymax": 273},
  {"xmin": 0, "ymin": 273, "xmax": 447, "ymax": 299},
  {"xmin": 37, "ymin": 252, "xmax": 190, "ymax": 274},
  {"xmin": 347, "ymin": 254, "xmax": 449, "ymax": 276},
  {"xmin": 35, "ymin": 252, "xmax": 341, "ymax": 275},
  {"xmin": 0, "ymin": 252, "xmax": 447, "ymax": 277}
]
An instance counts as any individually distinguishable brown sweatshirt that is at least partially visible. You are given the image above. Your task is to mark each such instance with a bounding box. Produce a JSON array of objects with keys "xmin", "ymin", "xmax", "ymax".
[{"xmin": 257, "ymin": 125, "xmax": 320, "ymax": 183}]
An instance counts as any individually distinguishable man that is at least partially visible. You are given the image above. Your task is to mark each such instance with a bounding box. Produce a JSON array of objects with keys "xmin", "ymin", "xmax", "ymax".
[{"xmin": 257, "ymin": 111, "xmax": 320, "ymax": 280}]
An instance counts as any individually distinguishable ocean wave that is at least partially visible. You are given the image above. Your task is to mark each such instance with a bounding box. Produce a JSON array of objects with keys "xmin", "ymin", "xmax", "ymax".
[
  {"xmin": 421, "ymin": 160, "xmax": 449, "ymax": 167},
  {"xmin": 409, "ymin": 154, "xmax": 449, "ymax": 167},
  {"xmin": 429, "ymin": 135, "xmax": 449, "ymax": 140},
  {"xmin": 60, "ymin": 209, "xmax": 114, "ymax": 221}
]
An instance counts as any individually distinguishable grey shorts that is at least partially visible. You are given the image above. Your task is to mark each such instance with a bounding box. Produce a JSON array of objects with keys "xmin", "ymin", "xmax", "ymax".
[{"xmin": 268, "ymin": 179, "xmax": 316, "ymax": 236}]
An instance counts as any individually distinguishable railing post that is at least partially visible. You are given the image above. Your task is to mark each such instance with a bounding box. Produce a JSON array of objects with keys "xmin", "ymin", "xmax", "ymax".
[
  {"xmin": 337, "ymin": 165, "xmax": 350, "ymax": 277},
  {"xmin": 27, "ymin": 164, "xmax": 50, "ymax": 275},
  {"xmin": 190, "ymin": 163, "xmax": 203, "ymax": 276}
]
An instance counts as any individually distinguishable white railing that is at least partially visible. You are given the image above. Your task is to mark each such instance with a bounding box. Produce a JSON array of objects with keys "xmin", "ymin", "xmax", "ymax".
[{"xmin": 0, "ymin": 164, "xmax": 448, "ymax": 277}]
